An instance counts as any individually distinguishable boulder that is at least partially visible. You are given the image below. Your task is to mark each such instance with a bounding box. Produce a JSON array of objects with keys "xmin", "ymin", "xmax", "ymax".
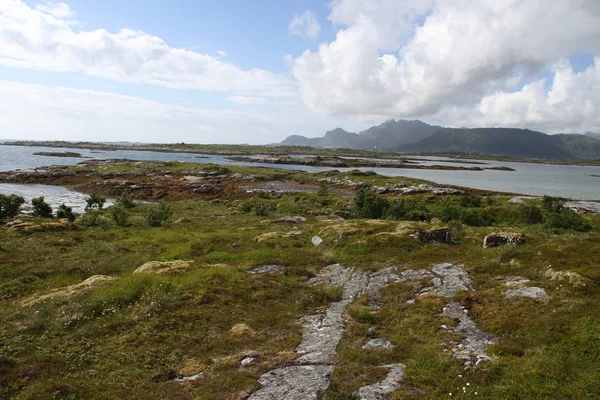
[
  {"xmin": 503, "ymin": 287, "xmax": 547, "ymax": 300},
  {"xmin": 246, "ymin": 265, "xmax": 287, "ymax": 275},
  {"xmin": 311, "ymin": 236, "xmax": 324, "ymax": 246},
  {"xmin": 413, "ymin": 228, "xmax": 452, "ymax": 244},
  {"xmin": 277, "ymin": 216, "xmax": 307, "ymax": 223},
  {"xmin": 483, "ymin": 233, "xmax": 525, "ymax": 248}
]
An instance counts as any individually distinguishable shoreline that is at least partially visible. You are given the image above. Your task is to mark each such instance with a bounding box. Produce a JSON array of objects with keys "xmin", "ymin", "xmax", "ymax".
[{"xmin": 3, "ymin": 141, "xmax": 600, "ymax": 167}]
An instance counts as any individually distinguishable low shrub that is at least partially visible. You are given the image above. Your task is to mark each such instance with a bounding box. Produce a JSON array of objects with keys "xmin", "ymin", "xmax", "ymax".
[
  {"xmin": 520, "ymin": 204, "xmax": 544, "ymax": 225},
  {"xmin": 544, "ymin": 209, "xmax": 590, "ymax": 232},
  {"xmin": 31, "ymin": 196, "xmax": 53, "ymax": 218},
  {"xmin": 109, "ymin": 203, "xmax": 129, "ymax": 226},
  {"xmin": 77, "ymin": 211, "xmax": 110, "ymax": 227},
  {"xmin": 85, "ymin": 194, "xmax": 106, "ymax": 211},
  {"xmin": 145, "ymin": 203, "xmax": 172, "ymax": 227},
  {"xmin": 56, "ymin": 203, "xmax": 75, "ymax": 222},
  {"xmin": 0, "ymin": 194, "xmax": 25, "ymax": 220}
]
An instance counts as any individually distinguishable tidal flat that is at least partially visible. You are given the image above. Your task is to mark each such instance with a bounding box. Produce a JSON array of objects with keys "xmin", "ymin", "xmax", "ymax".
[{"xmin": 0, "ymin": 160, "xmax": 599, "ymax": 399}]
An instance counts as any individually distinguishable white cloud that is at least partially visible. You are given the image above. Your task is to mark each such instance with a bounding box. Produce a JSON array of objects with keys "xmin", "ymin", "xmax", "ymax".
[
  {"xmin": 437, "ymin": 58, "xmax": 600, "ymax": 133},
  {"xmin": 227, "ymin": 95, "xmax": 268, "ymax": 105},
  {"xmin": 0, "ymin": 80, "xmax": 370, "ymax": 143},
  {"xmin": 292, "ymin": 0, "xmax": 600, "ymax": 132},
  {"xmin": 0, "ymin": 0, "xmax": 294, "ymax": 97},
  {"xmin": 289, "ymin": 10, "xmax": 321, "ymax": 40},
  {"xmin": 34, "ymin": 1, "xmax": 74, "ymax": 19},
  {"xmin": 216, "ymin": 50, "xmax": 227, "ymax": 58}
]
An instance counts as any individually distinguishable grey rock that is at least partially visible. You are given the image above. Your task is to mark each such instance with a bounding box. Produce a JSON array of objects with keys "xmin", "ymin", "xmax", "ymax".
[
  {"xmin": 239, "ymin": 357, "xmax": 258, "ymax": 368},
  {"xmin": 413, "ymin": 228, "xmax": 452, "ymax": 244},
  {"xmin": 483, "ymin": 233, "xmax": 525, "ymax": 248},
  {"xmin": 246, "ymin": 265, "xmax": 288, "ymax": 275},
  {"xmin": 503, "ymin": 287, "xmax": 547, "ymax": 300},
  {"xmin": 504, "ymin": 277, "xmax": 530, "ymax": 287},
  {"xmin": 508, "ymin": 197, "xmax": 526, "ymax": 204},
  {"xmin": 362, "ymin": 338, "xmax": 394, "ymax": 350},
  {"xmin": 442, "ymin": 302, "xmax": 497, "ymax": 365},
  {"xmin": 247, "ymin": 365, "xmax": 334, "ymax": 400},
  {"xmin": 174, "ymin": 372, "xmax": 204, "ymax": 382},
  {"xmin": 193, "ymin": 184, "xmax": 221, "ymax": 194},
  {"xmin": 420, "ymin": 263, "xmax": 473, "ymax": 297},
  {"xmin": 278, "ymin": 216, "xmax": 307, "ymax": 223},
  {"xmin": 356, "ymin": 364, "xmax": 406, "ymax": 400},
  {"xmin": 312, "ymin": 236, "xmax": 324, "ymax": 246}
]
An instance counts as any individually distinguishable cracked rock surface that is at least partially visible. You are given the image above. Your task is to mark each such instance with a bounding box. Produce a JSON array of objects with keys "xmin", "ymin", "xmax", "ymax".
[
  {"xmin": 356, "ymin": 364, "xmax": 406, "ymax": 400},
  {"xmin": 420, "ymin": 263, "xmax": 473, "ymax": 297},
  {"xmin": 247, "ymin": 365, "xmax": 334, "ymax": 400},
  {"xmin": 363, "ymin": 338, "xmax": 394, "ymax": 350},
  {"xmin": 504, "ymin": 287, "xmax": 547, "ymax": 299},
  {"xmin": 442, "ymin": 302, "xmax": 498, "ymax": 365}
]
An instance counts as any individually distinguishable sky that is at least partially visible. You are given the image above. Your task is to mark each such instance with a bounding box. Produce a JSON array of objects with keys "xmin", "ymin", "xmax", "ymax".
[{"xmin": 1, "ymin": 0, "xmax": 600, "ymax": 144}]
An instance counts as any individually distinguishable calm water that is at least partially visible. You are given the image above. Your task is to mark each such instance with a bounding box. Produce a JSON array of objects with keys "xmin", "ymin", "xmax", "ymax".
[{"xmin": 0, "ymin": 144, "xmax": 599, "ymax": 201}]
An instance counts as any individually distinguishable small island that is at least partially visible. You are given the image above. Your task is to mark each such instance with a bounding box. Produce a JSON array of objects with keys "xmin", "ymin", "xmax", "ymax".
[{"xmin": 33, "ymin": 151, "xmax": 86, "ymax": 158}]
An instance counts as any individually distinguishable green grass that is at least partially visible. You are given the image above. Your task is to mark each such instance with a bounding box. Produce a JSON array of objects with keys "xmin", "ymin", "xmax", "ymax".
[{"xmin": 0, "ymin": 175, "xmax": 599, "ymax": 399}]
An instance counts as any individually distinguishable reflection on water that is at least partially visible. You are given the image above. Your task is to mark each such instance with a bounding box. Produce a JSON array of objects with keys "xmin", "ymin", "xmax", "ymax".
[{"xmin": 1, "ymin": 145, "xmax": 599, "ymax": 200}]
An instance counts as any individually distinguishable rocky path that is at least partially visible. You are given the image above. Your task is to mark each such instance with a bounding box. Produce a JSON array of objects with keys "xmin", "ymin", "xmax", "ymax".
[{"xmin": 247, "ymin": 263, "xmax": 497, "ymax": 399}]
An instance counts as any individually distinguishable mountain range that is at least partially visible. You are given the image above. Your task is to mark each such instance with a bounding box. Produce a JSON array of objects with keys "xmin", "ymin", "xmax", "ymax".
[{"xmin": 280, "ymin": 120, "xmax": 600, "ymax": 160}]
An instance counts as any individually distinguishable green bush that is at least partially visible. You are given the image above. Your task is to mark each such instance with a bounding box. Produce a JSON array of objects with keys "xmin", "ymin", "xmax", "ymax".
[
  {"xmin": 460, "ymin": 209, "xmax": 495, "ymax": 226},
  {"xmin": 460, "ymin": 193, "xmax": 483, "ymax": 208},
  {"xmin": 353, "ymin": 188, "xmax": 388, "ymax": 219},
  {"xmin": 0, "ymin": 194, "xmax": 25, "ymax": 220},
  {"xmin": 542, "ymin": 195, "xmax": 565, "ymax": 213},
  {"xmin": 116, "ymin": 192, "xmax": 135, "ymax": 209},
  {"xmin": 439, "ymin": 205, "xmax": 462, "ymax": 222},
  {"xmin": 544, "ymin": 209, "xmax": 590, "ymax": 232},
  {"xmin": 85, "ymin": 194, "xmax": 106, "ymax": 211},
  {"xmin": 31, "ymin": 196, "xmax": 53, "ymax": 218},
  {"xmin": 145, "ymin": 203, "xmax": 172, "ymax": 227},
  {"xmin": 317, "ymin": 185, "xmax": 329, "ymax": 197},
  {"xmin": 109, "ymin": 203, "xmax": 129, "ymax": 226},
  {"xmin": 77, "ymin": 210, "xmax": 110, "ymax": 227},
  {"xmin": 520, "ymin": 204, "xmax": 543, "ymax": 225},
  {"xmin": 238, "ymin": 200, "xmax": 273, "ymax": 216},
  {"xmin": 56, "ymin": 203, "xmax": 75, "ymax": 222}
]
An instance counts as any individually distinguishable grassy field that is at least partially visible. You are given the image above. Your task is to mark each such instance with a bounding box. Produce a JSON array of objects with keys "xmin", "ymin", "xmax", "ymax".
[{"xmin": 0, "ymin": 163, "xmax": 599, "ymax": 399}]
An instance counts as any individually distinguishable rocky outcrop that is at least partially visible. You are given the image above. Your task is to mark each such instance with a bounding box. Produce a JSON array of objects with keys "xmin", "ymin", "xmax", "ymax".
[
  {"xmin": 247, "ymin": 365, "xmax": 334, "ymax": 400},
  {"xmin": 413, "ymin": 228, "xmax": 452, "ymax": 244},
  {"xmin": 356, "ymin": 364, "xmax": 406, "ymax": 400},
  {"xmin": 246, "ymin": 265, "xmax": 288, "ymax": 275},
  {"xmin": 503, "ymin": 287, "xmax": 547, "ymax": 300},
  {"xmin": 441, "ymin": 302, "xmax": 498, "ymax": 366},
  {"xmin": 420, "ymin": 263, "xmax": 473, "ymax": 297},
  {"xmin": 483, "ymin": 233, "xmax": 525, "ymax": 248}
]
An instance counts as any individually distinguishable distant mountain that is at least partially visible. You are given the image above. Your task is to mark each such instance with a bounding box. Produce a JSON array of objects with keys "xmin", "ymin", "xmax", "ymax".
[
  {"xmin": 280, "ymin": 119, "xmax": 440, "ymax": 149},
  {"xmin": 280, "ymin": 120, "xmax": 600, "ymax": 159},
  {"xmin": 585, "ymin": 132, "xmax": 600, "ymax": 140}
]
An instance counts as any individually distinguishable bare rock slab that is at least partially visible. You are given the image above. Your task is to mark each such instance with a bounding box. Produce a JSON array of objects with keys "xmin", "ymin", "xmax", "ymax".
[
  {"xmin": 503, "ymin": 287, "xmax": 547, "ymax": 300},
  {"xmin": 420, "ymin": 263, "xmax": 473, "ymax": 297},
  {"xmin": 247, "ymin": 365, "xmax": 334, "ymax": 400},
  {"xmin": 246, "ymin": 265, "xmax": 288, "ymax": 275},
  {"xmin": 363, "ymin": 338, "xmax": 394, "ymax": 350},
  {"xmin": 442, "ymin": 302, "xmax": 497, "ymax": 365},
  {"xmin": 356, "ymin": 364, "xmax": 406, "ymax": 400}
]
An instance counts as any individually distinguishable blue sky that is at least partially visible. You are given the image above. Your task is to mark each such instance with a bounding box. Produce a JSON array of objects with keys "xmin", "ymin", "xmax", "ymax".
[{"xmin": 1, "ymin": 0, "xmax": 599, "ymax": 143}]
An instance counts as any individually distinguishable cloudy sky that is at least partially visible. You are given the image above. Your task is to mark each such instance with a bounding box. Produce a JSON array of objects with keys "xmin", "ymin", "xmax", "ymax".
[{"xmin": 1, "ymin": 0, "xmax": 599, "ymax": 143}]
